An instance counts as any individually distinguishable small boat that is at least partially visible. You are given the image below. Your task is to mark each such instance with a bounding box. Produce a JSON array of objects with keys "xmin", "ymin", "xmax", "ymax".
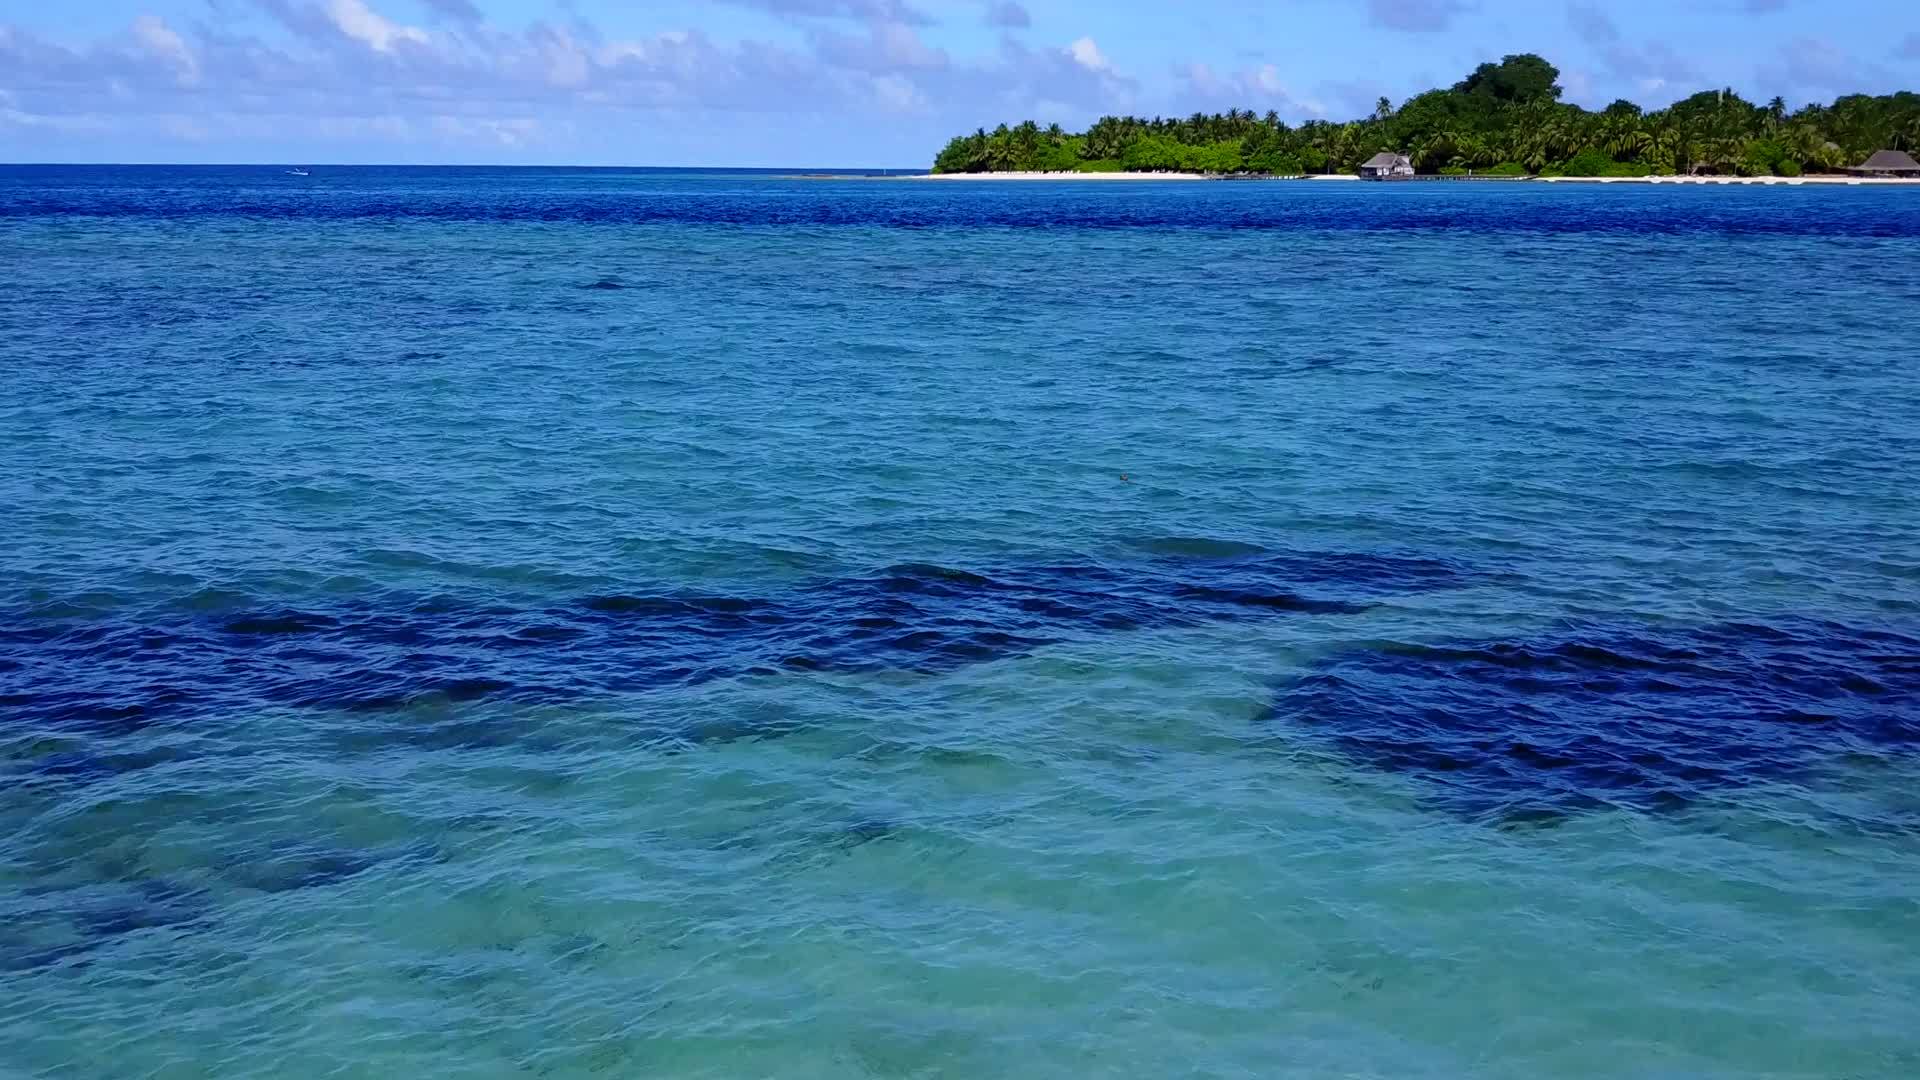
[{"xmin": 286, "ymin": 168, "xmax": 310, "ymax": 177}]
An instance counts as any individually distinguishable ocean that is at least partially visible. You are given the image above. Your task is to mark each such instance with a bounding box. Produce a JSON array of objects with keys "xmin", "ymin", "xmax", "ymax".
[{"xmin": 2, "ymin": 165, "xmax": 1918, "ymax": 1078}]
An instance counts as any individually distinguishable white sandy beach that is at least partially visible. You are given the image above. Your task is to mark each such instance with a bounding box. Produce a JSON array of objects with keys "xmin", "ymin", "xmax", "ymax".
[
  {"xmin": 907, "ymin": 171, "xmax": 1366, "ymax": 181},
  {"xmin": 913, "ymin": 170, "xmax": 1213, "ymax": 180},
  {"xmin": 1544, "ymin": 175, "xmax": 1920, "ymax": 186}
]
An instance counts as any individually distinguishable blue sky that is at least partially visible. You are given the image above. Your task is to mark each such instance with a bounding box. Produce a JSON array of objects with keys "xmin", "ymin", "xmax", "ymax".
[{"xmin": 3, "ymin": 1, "xmax": 1916, "ymax": 165}]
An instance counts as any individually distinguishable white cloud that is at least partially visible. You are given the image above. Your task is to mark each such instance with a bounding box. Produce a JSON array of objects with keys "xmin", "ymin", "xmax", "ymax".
[
  {"xmin": 1755, "ymin": 36, "xmax": 1894, "ymax": 96},
  {"xmin": 874, "ymin": 21, "xmax": 943, "ymax": 68},
  {"xmin": 1178, "ymin": 61, "xmax": 1324, "ymax": 120},
  {"xmin": 132, "ymin": 15, "xmax": 199, "ymax": 84},
  {"xmin": 715, "ymin": 0, "xmax": 934, "ymax": 27},
  {"xmin": 1068, "ymin": 37, "xmax": 1109, "ymax": 73},
  {"xmin": 314, "ymin": 114, "xmax": 415, "ymax": 138},
  {"xmin": 1566, "ymin": 4, "xmax": 1699, "ymax": 106},
  {"xmin": 0, "ymin": 3, "xmax": 1148, "ymax": 160},
  {"xmin": 870, "ymin": 73, "xmax": 925, "ymax": 111},
  {"xmin": 433, "ymin": 114, "xmax": 538, "ymax": 145},
  {"xmin": 1561, "ymin": 67, "xmax": 1593, "ymax": 102},
  {"xmin": 158, "ymin": 113, "xmax": 211, "ymax": 139},
  {"xmin": 326, "ymin": 0, "xmax": 428, "ymax": 53},
  {"xmin": 813, "ymin": 19, "xmax": 949, "ymax": 73},
  {"xmin": 0, "ymin": 104, "xmax": 114, "ymax": 132},
  {"xmin": 532, "ymin": 24, "xmax": 591, "ymax": 88}
]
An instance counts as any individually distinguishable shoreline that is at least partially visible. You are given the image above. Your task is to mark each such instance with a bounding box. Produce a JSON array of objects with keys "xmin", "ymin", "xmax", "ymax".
[
  {"xmin": 899, "ymin": 171, "xmax": 1920, "ymax": 186},
  {"xmin": 903, "ymin": 172, "xmax": 1359, "ymax": 182},
  {"xmin": 912, "ymin": 170, "xmax": 1213, "ymax": 181},
  {"xmin": 1540, "ymin": 175, "xmax": 1920, "ymax": 186}
]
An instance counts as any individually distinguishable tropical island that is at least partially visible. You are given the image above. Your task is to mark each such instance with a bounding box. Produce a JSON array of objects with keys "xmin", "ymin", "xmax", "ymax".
[{"xmin": 930, "ymin": 54, "xmax": 1920, "ymax": 179}]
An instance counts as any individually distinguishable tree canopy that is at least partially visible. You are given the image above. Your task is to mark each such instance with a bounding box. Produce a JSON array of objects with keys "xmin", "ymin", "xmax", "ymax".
[
  {"xmin": 930, "ymin": 54, "xmax": 1920, "ymax": 177},
  {"xmin": 1456, "ymin": 54, "xmax": 1563, "ymax": 105}
]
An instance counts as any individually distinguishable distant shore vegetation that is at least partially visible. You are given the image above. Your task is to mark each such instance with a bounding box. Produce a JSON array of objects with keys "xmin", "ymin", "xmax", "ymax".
[{"xmin": 930, "ymin": 55, "xmax": 1920, "ymax": 177}]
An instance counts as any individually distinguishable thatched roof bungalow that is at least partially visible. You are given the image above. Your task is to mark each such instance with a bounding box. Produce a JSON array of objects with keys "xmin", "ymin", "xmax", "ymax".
[
  {"xmin": 1848, "ymin": 150, "xmax": 1920, "ymax": 177},
  {"xmin": 1359, "ymin": 152, "xmax": 1415, "ymax": 179}
]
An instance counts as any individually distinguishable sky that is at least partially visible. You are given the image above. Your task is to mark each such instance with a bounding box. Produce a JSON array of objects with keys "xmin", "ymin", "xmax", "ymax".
[{"xmin": 2, "ymin": 1, "xmax": 1917, "ymax": 166}]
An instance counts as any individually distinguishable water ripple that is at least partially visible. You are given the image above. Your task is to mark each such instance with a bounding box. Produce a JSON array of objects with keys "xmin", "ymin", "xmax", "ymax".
[
  {"xmin": 2, "ymin": 548, "xmax": 1457, "ymax": 741},
  {"xmin": 5, "ymin": 168, "xmax": 1920, "ymax": 1078},
  {"xmin": 1269, "ymin": 618, "xmax": 1920, "ymax": 825}
]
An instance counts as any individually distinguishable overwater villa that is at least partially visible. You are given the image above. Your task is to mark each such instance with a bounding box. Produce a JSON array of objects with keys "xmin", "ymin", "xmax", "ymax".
[{"xmin": 1359, "ymin": 152, "xmax": 1416, "ymax": 179}]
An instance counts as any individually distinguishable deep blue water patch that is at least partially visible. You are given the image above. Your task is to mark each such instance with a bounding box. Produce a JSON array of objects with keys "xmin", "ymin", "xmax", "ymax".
[
  {"xmin": 223, "ymin": 838, "xmax": 441, "ymax": 894},
  {"xmin": 1, "ymin": 879, "xmax": 210, "ymax": 973},
  {"xmin": 0, "ymin": 547, "xmax": 1458, "ymax": 756},
  {"xmin": 1266, "ymin": 618, "xmax": 1920, "ymax": 825},
  {"xmin": 0, "ymin": 840, "xmax": 441, "ymax": 973},
  {"xmin": 5, "ymin": 165, "xmax": 1920, "ymax": 237}
]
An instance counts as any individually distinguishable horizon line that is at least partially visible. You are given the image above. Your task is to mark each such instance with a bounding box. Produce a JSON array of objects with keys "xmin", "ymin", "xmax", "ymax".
[{"xmin": 0, "ymin": 161, "xmax": 932, "ymax": 171}]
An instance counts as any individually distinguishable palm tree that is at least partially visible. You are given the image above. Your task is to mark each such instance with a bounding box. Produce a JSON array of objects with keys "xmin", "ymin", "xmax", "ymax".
[
  {"xmin": 1642, "ymin": 115, "xmax": 1683, "ymax": 173},
  {"xmin": 1332, "ymin": 122, "xmax": 1362, "ymax": 169},
  {"xmin": 1704, "ymin": 106, "xmax": 1751, "ymax": 172},
  {"xmin": 1900, "ymin": 111, "xmax": 1920, "ymax": 152},
  {"xmin": 1413, "ymin": 129, "xmax": 1458, "ymax": 170},
  {"xmin": 1601, "ymin": 111, "xmax": 1650, "ymax": 159},
  {"xmin": 1299, "ymin": 120, "xmax": 1336, "ymax": 169},
  {"xmin": 1765, "ymin": 96, "xmax": 1787, "ymax": 131},
  {"xmin": 1509, "ymin": 101, "xmax": 1574, "ymax": 170},
  {"xmin": 1780, "ymin": 122, "xmax": 1825, "ymax": 171},
  {"xmin": 984, "ymin": 133, "xmax": 1012, "ymax": 171}
]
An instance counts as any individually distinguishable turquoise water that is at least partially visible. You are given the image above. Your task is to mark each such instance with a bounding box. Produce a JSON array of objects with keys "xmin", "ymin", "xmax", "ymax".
[{"xmin": 3, "ymin": 167, "xmax": 1919, "ymax": 1078}]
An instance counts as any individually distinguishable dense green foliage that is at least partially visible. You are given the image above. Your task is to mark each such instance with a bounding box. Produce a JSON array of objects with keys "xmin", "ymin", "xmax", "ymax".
[{"xmin": 931, "ymin": 54, "xmax": 1920, "ymax": 176}]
